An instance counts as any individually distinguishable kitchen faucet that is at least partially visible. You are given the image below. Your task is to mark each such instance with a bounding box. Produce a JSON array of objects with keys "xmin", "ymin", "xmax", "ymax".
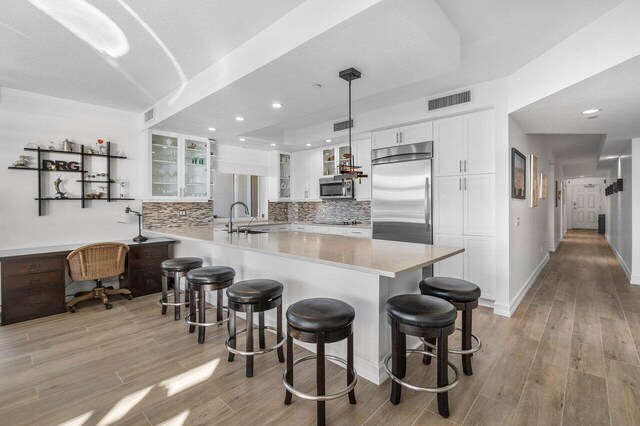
[{"xmin": 228, "ymin": 201, "xmax": 249, "ymax": 233}]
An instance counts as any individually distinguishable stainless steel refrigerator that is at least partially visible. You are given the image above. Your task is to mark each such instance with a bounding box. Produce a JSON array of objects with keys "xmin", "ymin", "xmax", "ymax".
[{"xmin": 372, "ymin": 141, "xmax": 433, "ymax": 247}]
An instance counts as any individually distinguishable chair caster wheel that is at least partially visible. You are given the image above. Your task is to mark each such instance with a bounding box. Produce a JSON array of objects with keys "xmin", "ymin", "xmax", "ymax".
[
  {"xmin": 127, "ymin": 295, "xmax": 133, "ymax": 300},
  {"xmin": 68, "ymin": 306, "xmax": 77, "ymax": 313},
  {"xmin": 105, "ymin": 303, "xmax": 113, "ymax": 310}
]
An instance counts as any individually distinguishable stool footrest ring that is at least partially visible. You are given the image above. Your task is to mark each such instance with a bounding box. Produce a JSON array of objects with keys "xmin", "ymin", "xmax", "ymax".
[
  {"xmin": 159, "ymin": 291, "xmax": 189, "ymax": 307},
  {"xmin": 225, "ymin": 326, "xmax": 285, "ymax": 356},
  {"xmin": 282, "ymin": 354, "xmax": 357, "ymax": 402},
  {"xmin": 184, "ymin": 306, "xmax": 229, "ymax": 327},
  {"xmin": 383, "ymin": 349, "xmax": 459, "ymax": 393},
  {"xmin": 419, "ymin": 326, "xmax": 482, "ymax": 355}
]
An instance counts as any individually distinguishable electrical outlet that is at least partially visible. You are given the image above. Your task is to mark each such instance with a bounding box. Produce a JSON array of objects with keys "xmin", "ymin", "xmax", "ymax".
[
  {"xmin": 515, "ymin": 216, "xmax": 520, "ymax": 227},
  {"xmin": 178, "ymin": 210, "xmax": 186, "ymax": 217}
]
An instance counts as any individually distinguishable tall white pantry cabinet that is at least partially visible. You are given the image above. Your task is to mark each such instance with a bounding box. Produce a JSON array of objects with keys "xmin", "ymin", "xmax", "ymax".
[{"xmin": 433, "ymin": 109, "xmax": 496, "ymax": 301}]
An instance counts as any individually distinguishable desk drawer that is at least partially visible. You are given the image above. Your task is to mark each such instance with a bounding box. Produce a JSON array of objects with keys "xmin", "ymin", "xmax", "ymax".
[
  {"xmin": 2, "ymin": 282, "xmax": 65, "ymax": 324},
  {"xmin": 129, "ymin": 245, "xmax": 169, "ymax": 262},
  {"xmin": 2, "ymin": 256, "xmax": 64, "ymax": 277},
  {"xmin": 2, "ymin": 270, "xmax": 64, "ymax": 291}
]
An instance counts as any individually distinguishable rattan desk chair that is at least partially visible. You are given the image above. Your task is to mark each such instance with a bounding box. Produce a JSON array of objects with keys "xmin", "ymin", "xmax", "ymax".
[{"xmin": 66, "ymin": 242, "xmax": 132, "ymax": 312}]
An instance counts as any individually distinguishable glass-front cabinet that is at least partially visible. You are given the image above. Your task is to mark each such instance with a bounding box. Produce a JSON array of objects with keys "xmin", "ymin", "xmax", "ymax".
[
  {"xmin": 279, "ymin": 153, "xmax": 291, "ymax": 199},
  {"xmin": 148, "ymin": 131, "xmax": 210, "ymax": 200}
]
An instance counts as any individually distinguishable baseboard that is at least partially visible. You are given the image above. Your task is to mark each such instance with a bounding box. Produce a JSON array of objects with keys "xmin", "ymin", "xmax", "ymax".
[
  {"xmin": 548, "ymin": 239, "xmax": 560, "ymax": 253},
  {"xmin": 605, "ymin": 234, "xmax": 631, "ymax": 280},
  {"xmin": 631, "ymin": 276, "xmax": 640, "ymax": 286},
  {"xmin": 494, "ymin": 253, "xmax": 550, "ymax": 318}
]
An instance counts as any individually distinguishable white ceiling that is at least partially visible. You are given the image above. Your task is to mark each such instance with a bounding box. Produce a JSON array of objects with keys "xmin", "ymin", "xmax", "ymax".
[
  {"xmin": 155, "ymin": 0, "xmax": 624, "ymax": 149},
  {"xmin": 0, "ymin": 0, "xmax": 304, "ymax": 111},
  {"xmin": 510, "ymin": 55, "xmax": 640, "ymax": 161}
]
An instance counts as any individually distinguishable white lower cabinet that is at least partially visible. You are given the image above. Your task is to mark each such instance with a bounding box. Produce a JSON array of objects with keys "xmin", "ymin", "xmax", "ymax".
[
  {"xmin": 325, "ymin": 227, "xmax": 346, "ymax": 236},
  {"xmin": 345, "ymin": 228, "xmax": 372, "ymax": 238},
  {"xmin": 433, "ymin": 234, "xmax": 495, "ymax": 301}
]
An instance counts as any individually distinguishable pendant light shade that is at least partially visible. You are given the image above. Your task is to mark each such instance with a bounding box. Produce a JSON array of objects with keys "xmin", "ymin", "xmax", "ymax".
[{"xmin": 337, "ymin": 67, "xmax": 367, "ymax": 180}]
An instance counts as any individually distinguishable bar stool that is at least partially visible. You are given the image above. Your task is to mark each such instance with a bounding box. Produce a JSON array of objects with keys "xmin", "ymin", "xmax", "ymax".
[
  {"xmin": 419, "ymin": 277, "xmax": 482, "ymax": 376},
  {"xmin": 160, "ymin": 257, "xmax": 203, "ymax": 320},
  {"xmin": 185, "ymin": 266, "xmax": 235, "ymax": 344},
  {"xmin": 384, "ymin": 294, "xmax": 459, "ymax": 418},
  {"xmin": 225, "ymin": 279, "xmax": 285, "ymax": 377},
  {"xmin": 283, "ymin": 298, "xmax": 357, "ymax": 426}
]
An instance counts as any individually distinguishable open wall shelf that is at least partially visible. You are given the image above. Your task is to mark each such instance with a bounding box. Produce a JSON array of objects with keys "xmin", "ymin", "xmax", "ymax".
[{"xmin": 8, "ymin": 142, "xmax": 131, "ymax": 216}]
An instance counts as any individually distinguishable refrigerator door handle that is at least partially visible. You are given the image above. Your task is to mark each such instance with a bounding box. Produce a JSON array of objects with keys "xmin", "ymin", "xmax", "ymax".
[{"xmin": 425, "ymin": 177, "xmax": 431, "ymax": 232}]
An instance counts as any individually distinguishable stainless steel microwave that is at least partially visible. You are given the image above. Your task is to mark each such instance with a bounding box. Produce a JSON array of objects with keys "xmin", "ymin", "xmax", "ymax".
[{"xmin": 319, "ymin": 177, "xmax": 354, "ymax": 199}]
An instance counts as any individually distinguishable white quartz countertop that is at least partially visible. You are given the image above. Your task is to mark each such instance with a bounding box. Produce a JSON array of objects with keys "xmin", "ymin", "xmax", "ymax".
[{"xmin": 150, "ymin": 226, "xmax": 463, "ymax": 278}]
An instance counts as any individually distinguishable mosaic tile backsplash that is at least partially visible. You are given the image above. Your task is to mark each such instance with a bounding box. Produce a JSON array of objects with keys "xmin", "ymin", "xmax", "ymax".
[
  {"xmin": 143, "ymin": 201, "xmax": 213, "ymax": 229},
  {"xmin": 269, "ymin": 200, "xmax": 371, "ymax": 223}
]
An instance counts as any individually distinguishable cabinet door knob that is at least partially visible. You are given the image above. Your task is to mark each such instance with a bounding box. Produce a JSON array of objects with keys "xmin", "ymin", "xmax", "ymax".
[
  {"xmin": 464, "ymin": 160, "xmax": 467, "ymax": 172},
  {"xmin": 459, "ymin": 178, "xmax": 462, "ymax": 191},
  {"xmin": 459, "ymin": 160, "xmax": 463, "ymax": 173}
]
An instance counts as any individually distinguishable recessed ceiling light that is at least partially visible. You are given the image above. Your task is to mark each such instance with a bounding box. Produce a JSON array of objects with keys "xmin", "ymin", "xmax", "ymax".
[
  {"xmin": 235, "ymin": 116, "xmax": 245, "ymax": 121},
  {"xmin": 306, "ymin": 143, "xmax": 312, "ymax": 147},
  {"xmin": 270, "ymin": 143, "xmax": 277, "ymax": 147},
  {"xmin": 239, "ymin": 138, "xmax": 246, "ymax": 141},
  {"xmin": 325, "ymin": 139, "xmax": 332, "ymax": 143},
  {"xmin": 208, "ymin": 127, "xmax": 216, "ymax": 132},
  {"xmin": 581, "ymin": 109, "xmax": 600, "ymax": 115},
  {"xmin": 272, "ymin": 102, "xmax": 282, "ymax": 108}
]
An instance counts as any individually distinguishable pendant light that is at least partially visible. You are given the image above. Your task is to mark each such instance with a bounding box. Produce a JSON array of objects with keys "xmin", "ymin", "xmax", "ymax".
[{"xmin": 338, "ymin": 67, "xmax": 367, "ymax": 180}]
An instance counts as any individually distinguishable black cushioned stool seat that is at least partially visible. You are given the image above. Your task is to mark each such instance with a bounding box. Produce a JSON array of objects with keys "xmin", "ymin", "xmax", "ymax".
[
  {"xmin": 185, "ymin": 266, "xmax": 236, "ymax": 344},
  {"xmin": 385, "ymin": 294, "xmax": 458, "ymax": 419},
  {"xmin": 420, "ymin": 277, "xmax": 482, "ymax": 377},
  {"xmin": 227, "ymin": 279, "xmax": 283, "ymax": 304},
  {"xmin": 160, "ymin": 257, "xmax": 204, "ymax": 320},
  {"xmin": 225, "ymin": 279, "xmax": 285, "ymax": 377},
  {"xmin": 284, "ymin": 298, "xmax": 357, "ymax": 426},
  {"xmin": 419, "ymin": 277, "xmax": 481, "ymax": 303},
  {"xmin": 286, "ymin": 298, "xmax": 355, "ymax": 333}
]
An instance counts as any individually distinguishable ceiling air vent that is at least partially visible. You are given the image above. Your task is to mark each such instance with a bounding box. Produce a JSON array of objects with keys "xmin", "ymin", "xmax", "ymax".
[
  {"xmin": 428, "ymin": 90, "xmax": 471, "ymax": 111},
  {"xmin": 333, "ymin": 118, "xmax": 354, "ymax": 132},
  {"xmin": 144, "ymin": 108, "xmax": 154, "ymax": 122}
]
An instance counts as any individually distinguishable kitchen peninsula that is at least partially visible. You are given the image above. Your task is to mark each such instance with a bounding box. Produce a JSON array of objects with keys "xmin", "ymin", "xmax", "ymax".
[{"xmin": 150, "ymin": 226, "xmax": 463, "ymax": 384}]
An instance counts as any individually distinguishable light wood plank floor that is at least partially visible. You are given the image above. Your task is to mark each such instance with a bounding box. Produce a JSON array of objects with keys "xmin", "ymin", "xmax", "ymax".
[{"xmin": 1, "ymin": 230, "xmax": 639, "ymax": 425}]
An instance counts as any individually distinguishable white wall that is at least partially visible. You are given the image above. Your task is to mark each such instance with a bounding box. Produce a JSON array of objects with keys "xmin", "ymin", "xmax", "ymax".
[
  {"xmin": 508, "ymin": 117, "xmax": 553, "ymax": 311},
  {"xmin": 606, "ymin": 144, "xmax": 632, "ymax": 277},
  {"xmin": 0, "ymin": 87, "xmax": 142, "ymax": 251}
]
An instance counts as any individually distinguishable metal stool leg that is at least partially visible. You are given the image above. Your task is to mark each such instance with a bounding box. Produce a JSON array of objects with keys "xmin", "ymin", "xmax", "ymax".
[
  {"xmin": 161, "ymin": 274, "xmax": 168, "ymax": 315},
  {"xmin": 246, "ymin": 305, "xmax": 254, "ymax": 377},
  {"xmin": 437, "ymin": 335, "xmax": 450, "ymax": 418},
  {"xmin": 197, "ymin": 288, "xmax": 206, "ymax": 344},
  {"xmin": 228, "ymin": 309, "xmax": 236, "ymax": 362},
  {"xmin": 174, "ymin": 273, "xmax": 181, "ymax": 321},
  {"xmin": 347, "ymin": 332, "xmax": 356, "ymax": 404},
  {"xmin": 188, "ymin": 287, "xmax": 196, "ymax": 333},
  {"xmin": 423, "ymin": 338, "xmax": 436, "ymax": 365},
  {"xmin": 259, "ymin": 312, "xmax": 266, "ymax": 349},
  {"xmin": 276, "ymin": 305, "xmax": 285, "ymax": 363},
  {"xmin": 317, "ymin": 333, "xmax": 326, "ymax": 426},
  {"xmin": 284, "ymin": 333, "xmax": 294, "ymax": 404},
  {"xmin": 462, "ymin": 306, "xmax": 473, "ymax": 376}
]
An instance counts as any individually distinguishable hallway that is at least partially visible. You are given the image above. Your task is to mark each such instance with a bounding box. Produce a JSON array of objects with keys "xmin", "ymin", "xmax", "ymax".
[{"xmin": 497, "ymin": 229, "xmax": 640, "ymax": 425}]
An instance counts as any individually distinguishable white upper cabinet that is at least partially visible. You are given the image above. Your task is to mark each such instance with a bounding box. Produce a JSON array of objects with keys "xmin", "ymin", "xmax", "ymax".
[
  {"xmin": 433, "ymin": 115, "xmax": 465, "ymax": 177},
  {"xmin": 291, "ymin": 150, "xmax": 309, "ymax": 199},
  {"xmin": 434, "ymin": 110, "xmax": 495, "ymax": 177},
  {"xmin": 267, "ymin": 151, "xmax": 291, "ymax": 201},
  {"xmin": 400, "ymin": 121, "xmax": 433, "ymax": 145},
  {"xmin": 464, "ymin": 110, "xmax": 495, "ymax": 175},
  {"xmin": 371, "ymin": 128, "xmax": 399, "ymax": 150},
  {"xmin": 371, "ymin": 121, "xmax": 433, "ymax": 150},
  {"xmin": 463, "ymin": 174, "xmax": 495, "ymax": 236},
  {"xmin": 148, "ymin": 131, "xmax": 210, "ymax": 200},
  {"xmin": 433, "ymin": 176, "xmax": 464, "ymax": 235},
  {"xmin": 307, "ymin": 148, "xmax": 323, "ymax": 199}
]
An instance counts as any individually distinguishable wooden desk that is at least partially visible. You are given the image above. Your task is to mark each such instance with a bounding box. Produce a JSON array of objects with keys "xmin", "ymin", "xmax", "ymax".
[{"xmin": 0, "ymin": 238, "xmax": 175, "ymax": 325}]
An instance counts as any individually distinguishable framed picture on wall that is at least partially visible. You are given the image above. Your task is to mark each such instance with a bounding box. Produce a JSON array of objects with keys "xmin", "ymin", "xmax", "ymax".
[
  {"xmin": 511, "ymin": 148, "xmax": 526, "ymax": 199},
  {"xmin": 530, "ymin": 154, "xmax": 538, "ymax": 207},
  {"xmin": 539, "ymin": 174, "xmax": 548, "ymax": 199}
]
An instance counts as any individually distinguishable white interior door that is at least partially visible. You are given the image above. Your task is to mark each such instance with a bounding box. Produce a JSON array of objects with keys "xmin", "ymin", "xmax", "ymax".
[{"xmin": 571, "ymin": 184, "xmax": 600, "ymax": 229}]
